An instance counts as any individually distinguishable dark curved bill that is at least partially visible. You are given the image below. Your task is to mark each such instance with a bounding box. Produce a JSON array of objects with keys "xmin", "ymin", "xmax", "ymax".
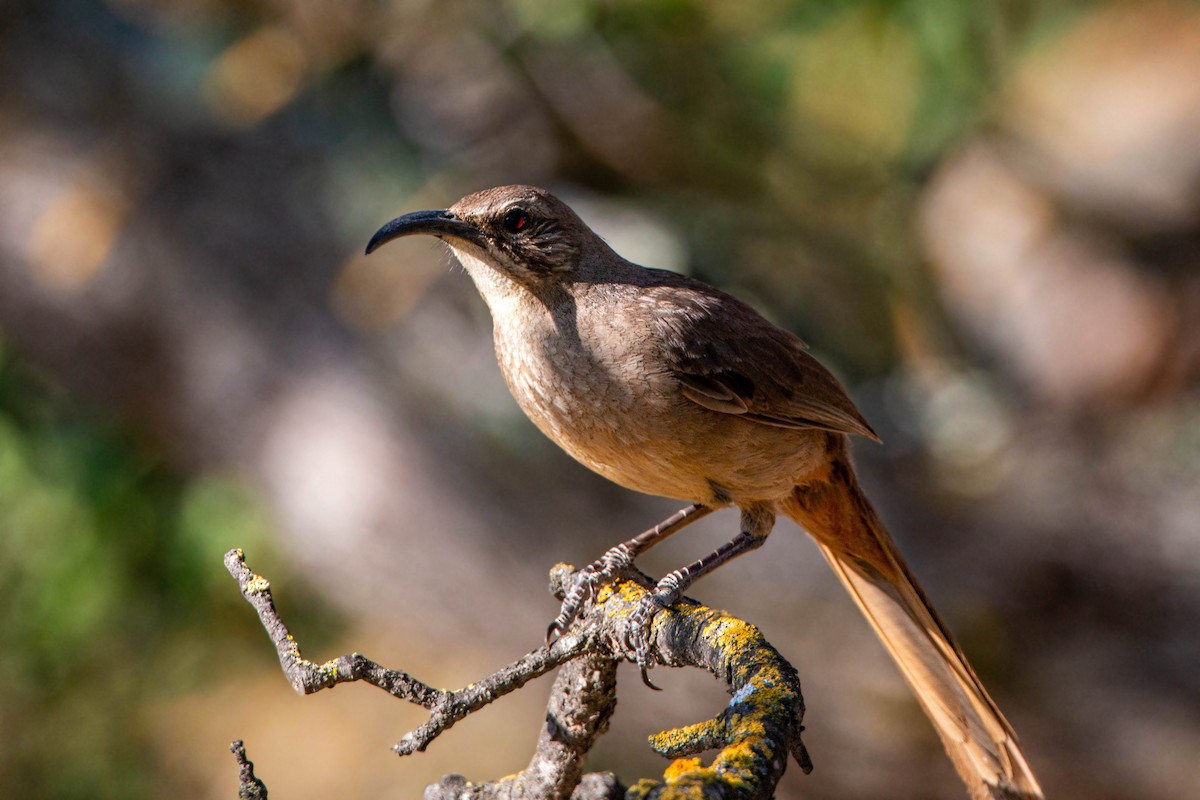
[{"xmin": 364, "ymin": 209, "xmax": 484, "ymax": 255}]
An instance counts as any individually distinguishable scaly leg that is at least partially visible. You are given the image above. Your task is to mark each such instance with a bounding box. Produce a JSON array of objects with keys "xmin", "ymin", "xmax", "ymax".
[
  {"xmin": 630, "ymin": 504, "xmax": 775, "ymax": 686},
  {"xmin": 547, "ymin": 503, "xmax": 714, "ymax": 643}
]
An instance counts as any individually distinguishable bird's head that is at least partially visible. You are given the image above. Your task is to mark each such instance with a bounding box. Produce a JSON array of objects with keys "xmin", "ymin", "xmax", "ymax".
[{"xmin": 366, "ymin": 185, "xmax": 594, "ymax": 293}]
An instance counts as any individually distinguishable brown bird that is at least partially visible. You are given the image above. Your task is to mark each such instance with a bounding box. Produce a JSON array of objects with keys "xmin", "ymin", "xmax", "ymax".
[{"xmin": 366, "ymin": 185, "xmax": 1043, "ymax": 800}]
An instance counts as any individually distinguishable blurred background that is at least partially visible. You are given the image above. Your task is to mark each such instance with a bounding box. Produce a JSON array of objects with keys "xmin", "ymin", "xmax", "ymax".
[{"xmin": 1, "ymin": 0, "xmax": 1198, "ymax": 798}]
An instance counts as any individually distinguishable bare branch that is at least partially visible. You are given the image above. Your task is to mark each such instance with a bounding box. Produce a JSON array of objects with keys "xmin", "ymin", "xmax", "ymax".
[
  {"xmin": 392, "ymin": 633, "xmax": 591, "ymax": 756},
  {"xmin": 425, "ymin": 653, "xmax": 623, "ymax": 800},
  {"xmin": 224, "ymin": 548, "xmax": 444, "ymax": 706},
  {"xmin": 225, "ymin": 549, "xmax": 809, "ymax": 800},
  {"xmin": 224, "ymin": 548, "xmax": 590, "ymax": 753}
]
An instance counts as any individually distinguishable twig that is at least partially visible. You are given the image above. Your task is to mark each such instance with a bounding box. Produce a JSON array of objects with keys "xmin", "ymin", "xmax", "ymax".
[
  {"xmin": 224, "ymin": 548, "xmax": 589, "ymax": 753},
  {"xmin": 230, "ymin": 740, "xmax": 268, "ymax": 800}
]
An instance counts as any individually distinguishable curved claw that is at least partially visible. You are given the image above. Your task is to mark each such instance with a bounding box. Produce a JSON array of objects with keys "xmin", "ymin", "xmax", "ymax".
[
  {"xmin": 546, "ymin": 621, "xmax": 561, "ymax": 647},
  {"xmin": 625, "ymin": 577, "xmax": 689, "ymax": 688},
  {"xmin": 627, "ymin": 598, "xmax": 665, "ymax": 686},
  {"xmin": 639, "ymin": 663, "xmax": 663, "ymax": 691}
]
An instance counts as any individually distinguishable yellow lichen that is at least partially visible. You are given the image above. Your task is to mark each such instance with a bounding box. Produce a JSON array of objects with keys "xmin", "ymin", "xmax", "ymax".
[
  {"xmin": 663, "ymin": 757, "xmax": 702, "ymax": 781},
  {"xmin": 245, "ymin": 575, "xmax": 271, "ymax": 594},
  {"xmin": 615, "ymin": 576, "xmax": 802, "ymax": 798}
]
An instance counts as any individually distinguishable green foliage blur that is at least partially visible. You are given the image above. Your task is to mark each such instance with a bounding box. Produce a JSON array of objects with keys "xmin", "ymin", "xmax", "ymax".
[{"xmin": 0, "ymin": 341, "xmax": 283, "ymax": 798}]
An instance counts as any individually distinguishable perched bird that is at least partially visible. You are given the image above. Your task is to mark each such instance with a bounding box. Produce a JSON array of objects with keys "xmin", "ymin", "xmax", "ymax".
[{"xmin": 367, "ymin": 185, "xmax": 1043, "ymax": 800}]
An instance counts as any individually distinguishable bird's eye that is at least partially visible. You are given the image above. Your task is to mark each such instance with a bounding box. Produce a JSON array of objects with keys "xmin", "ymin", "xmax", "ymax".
[{"xmin": 502, "ymin": 207, "xmax": 529, "ymax": 234}]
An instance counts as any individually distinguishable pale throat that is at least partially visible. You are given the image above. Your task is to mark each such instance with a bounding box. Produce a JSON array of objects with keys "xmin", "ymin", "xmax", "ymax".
[{"xmin": 447, "ymin": 243, "xmax": 532, "ymax": 321}]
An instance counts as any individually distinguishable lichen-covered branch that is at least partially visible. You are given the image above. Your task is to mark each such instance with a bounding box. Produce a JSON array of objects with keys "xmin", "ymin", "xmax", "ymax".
[
  {"xmin": 631, "ymin": 603, "xmax": 814, "ymax": 798},
  {"xmin": 225, "ymin": 549, "xmax": 809, "ymax": 800},
  {"xmin": 552, "ymin": 564, "xmax": 812, "ymax": 799}
]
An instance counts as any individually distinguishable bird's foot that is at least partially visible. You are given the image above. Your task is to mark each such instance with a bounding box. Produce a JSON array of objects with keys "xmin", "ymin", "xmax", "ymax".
[
  {"xmin": 546, "ymin": 543, "xmax": 636, "ymax": 644},
  {"xmin": 626, "ymin": 571, "xmax": 688, "ymax": 690}
]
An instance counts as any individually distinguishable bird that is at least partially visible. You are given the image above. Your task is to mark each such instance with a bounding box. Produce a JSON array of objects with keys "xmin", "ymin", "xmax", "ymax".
[{"xmin": 365, "ymin": 184, "xmax": 1043, "ymax": 800}]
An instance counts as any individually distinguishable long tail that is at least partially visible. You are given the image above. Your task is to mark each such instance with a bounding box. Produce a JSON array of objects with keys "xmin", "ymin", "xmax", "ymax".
[{"xmin": 782, "ymin": 442, "xmax": 1043, "ymax": 800}]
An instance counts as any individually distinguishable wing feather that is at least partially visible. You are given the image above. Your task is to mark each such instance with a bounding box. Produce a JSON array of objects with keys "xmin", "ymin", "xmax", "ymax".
[{"xmin": 647, "ymin": 281, "xmax": 879, "ymax": 441}]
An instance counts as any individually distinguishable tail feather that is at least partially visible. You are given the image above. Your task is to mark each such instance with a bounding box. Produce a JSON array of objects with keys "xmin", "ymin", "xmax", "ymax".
[{"xmin": 784, "ymin": 449, "xmax": 1043, "ymax": 800}]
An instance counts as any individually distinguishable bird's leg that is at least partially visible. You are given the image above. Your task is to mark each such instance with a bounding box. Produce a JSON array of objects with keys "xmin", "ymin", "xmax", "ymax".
[
  {"xmin": 630, "ymin": 505, "xmax": 775, "ymax": 685},
  {"xmin": 547, "ymin": 503, "xmax": 714, "ymax": 643}
]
